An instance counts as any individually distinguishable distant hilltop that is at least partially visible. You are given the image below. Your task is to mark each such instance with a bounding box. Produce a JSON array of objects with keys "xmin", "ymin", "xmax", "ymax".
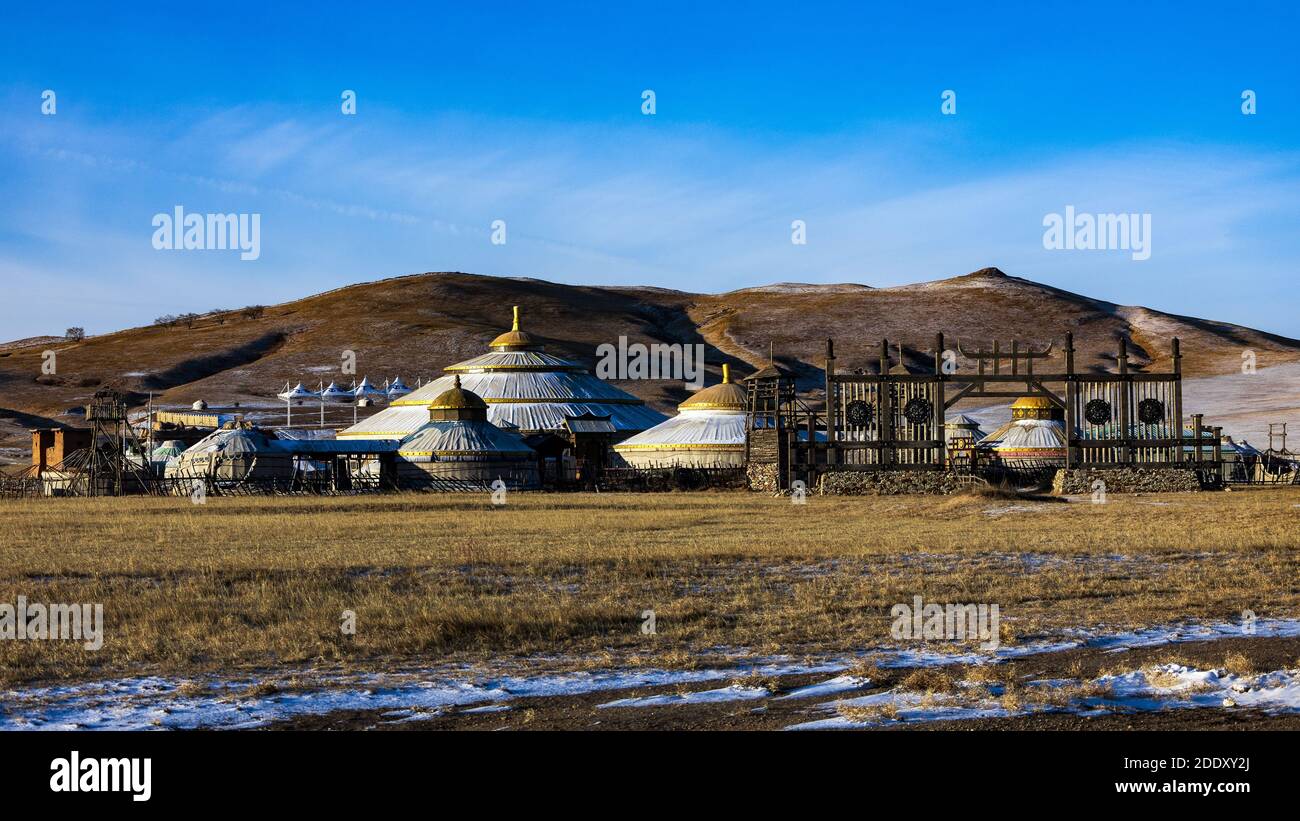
[{"xmin": 1, "ymin": 266, "xmax": 1298, "ymax": 453}]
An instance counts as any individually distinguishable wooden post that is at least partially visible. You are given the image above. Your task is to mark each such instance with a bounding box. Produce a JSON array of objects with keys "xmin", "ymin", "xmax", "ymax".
[
  {"xmin": 805, "ymin": 406, "xmax": 816, "ymax": 486},
  {"xmin": 1192, "ymin": 414, "xmax": 1204, "ymax": 469},
  {"xmin": 1064, "ymin": 332, "xmax": 1076, "ymax": 469},
  {"xmin": 1117, "ymin": 337, "xmax": 1131, "ymax": 464},
  {"xmin": 934, "ymin": 333, "xmax": 946, "ymax": 468},
  {"xmin": 1212, "ymin": 426, "xmax": 1223, "ymax": 485},
  {"xmin": 1172, "ymin": 337, "xmax": 1183, "ymax": 464},
  {"xmin": 880, "ymin": 339, "xmax": 893, "ymax": 466},
  {"xmin": 825, "ymin": 338, "xmax": 837, "ymax": 468}
]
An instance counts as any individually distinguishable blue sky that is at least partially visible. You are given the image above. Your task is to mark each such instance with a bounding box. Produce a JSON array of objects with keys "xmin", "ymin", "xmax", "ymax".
[{"xmin": 2, "ymin": 1, "xmax": 1298, "ymax": 338}]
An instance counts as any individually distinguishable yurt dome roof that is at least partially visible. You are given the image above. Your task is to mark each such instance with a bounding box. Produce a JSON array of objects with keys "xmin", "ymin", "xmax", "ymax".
[
  {"xmin": 1011, "ymin": 396, "xmax": 1054, "ymax": 410},
  {"xmin": 1010, "ymin": 395, "xmax": 1061, "ymax": 421},
  {"xmin": 616, "ymin": 366, "xmax": 747, "ymax": 453},
  {"xmin": 613, "ymin": 412, "xmax": 747, "ymax": 452},
  {"xmin": 429, "ymin": 375, "xmax": 488, "ymax": 410},
  {"xmin": 397, "ymin": 419, "xmax": 535, "ymax": 460},
  {"xmin": 340, "ymin": 306, "xmax": 667, "ymax": 438},
  {"xmin": 185, "ymin": 427, "xmax": 279, "ymax": 456},
  {"xmin": 151, "ymin": 440, "xmax": 188, "ymax": 460},
  {"xmin": 678, "ymin": 364, "xmax": 746, "ymax": 411}
]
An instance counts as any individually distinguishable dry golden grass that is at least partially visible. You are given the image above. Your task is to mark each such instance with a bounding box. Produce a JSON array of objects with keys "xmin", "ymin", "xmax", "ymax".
[
  {"xmin": 837, "ymin": 701, "xmax": 900, "ymax": 723},
  {"xmin": 1221, "ymin": 651, "xmax": 1256, "ymax": 677},
  {"xmin": 1, "ymin": 488, "xmax": 1298, "ymax": 686},
  {"xmin": 898, "ymin": 668, "xmax": 959, "ymax": 694}
]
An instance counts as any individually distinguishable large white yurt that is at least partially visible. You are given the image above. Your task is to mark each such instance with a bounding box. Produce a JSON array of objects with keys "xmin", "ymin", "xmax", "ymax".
[
  {"xmin": 979, "ymin": 396, "xmax": 1068, "ymax": 465},
  {"xmin": 394, "ymin": 376, "xmax": 540, "ymax": 489},
  {"xmin": 165, "ymin": 426, "xmax": 295, "ymax": 481},
  {"xmin": 612, "ymin": 364, "xmax": 747, "ymax": 468},
  {"xmin": 340, "ymin": 306, "xmax": 666, "ymax": 440}
]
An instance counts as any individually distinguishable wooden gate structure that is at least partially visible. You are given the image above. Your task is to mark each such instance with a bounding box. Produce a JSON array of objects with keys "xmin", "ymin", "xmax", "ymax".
[{"xmin": 746, "ymin": 331, "xmax": 1222, "ymax": 489}]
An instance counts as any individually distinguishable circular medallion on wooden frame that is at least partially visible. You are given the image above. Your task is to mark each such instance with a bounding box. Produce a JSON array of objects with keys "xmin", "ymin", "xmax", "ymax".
[
  {"xmin": 1137, "ymin": 397, "xmax": 1165, "ymax": 425},
  {"xmin": 903, "ymin": 397, "xmax": 933, "ymax": 425},
  {"xmin": 845, "ymin": 399, "xmax": 874, "ymax": 427},
  {"xmin": 1084, "ymin": 398, "xmax": 1113, "ymax": 426}
]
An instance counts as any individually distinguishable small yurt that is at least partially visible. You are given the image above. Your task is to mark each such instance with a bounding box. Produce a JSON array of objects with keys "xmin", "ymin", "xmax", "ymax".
[
  {"xmin": 613, "ymin": 365, "xmax": 748, "ymax": 468},
  {"xmin": 165, "ymin": 425, "xmax": 295, "ymax": 482},
  {"xmin": 944, "ymin": 414, "xmax": 986, "ymax": 468},
  {"xmin": 980, "ymin": 396, "xmax": 1068, "ymax": 465},
  {"xmin": 395, "ymin": 376, "xmax": 539, "ymax": 489},
  {"xmin": 945, "ymin": 414, "xmax": 986, "ymax": 446},
  {"xmin": 150, "ymin": 439, "xmax": 188, "ymax": 474}
]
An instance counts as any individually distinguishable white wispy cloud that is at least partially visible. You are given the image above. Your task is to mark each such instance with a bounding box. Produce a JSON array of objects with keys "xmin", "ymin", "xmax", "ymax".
[{"xmin": 1, "ymin": 102, "xmax": 1297, "ymax": 338}]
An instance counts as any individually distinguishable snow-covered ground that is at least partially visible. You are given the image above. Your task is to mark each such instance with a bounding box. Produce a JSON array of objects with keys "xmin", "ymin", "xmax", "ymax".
[
  {"xmin": 790, "ymin": 664, "xmax": 1300, "ymax": 730},
  {"xmin": 4, "ymin": 618, "xmax": 1298, "ymax": 731}
]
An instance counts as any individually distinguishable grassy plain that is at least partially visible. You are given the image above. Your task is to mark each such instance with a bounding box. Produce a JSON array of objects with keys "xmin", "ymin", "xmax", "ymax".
[{"xmin": 2, "ymin": 488, "xmax": 1298, "ymax": 686}]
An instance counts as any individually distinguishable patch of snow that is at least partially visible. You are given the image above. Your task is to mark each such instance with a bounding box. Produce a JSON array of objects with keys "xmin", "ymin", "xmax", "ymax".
[
  {"xmin": 788, "ymin": 664, "xmax": 1300, "ymax": 730},
  {"xmin": 598, "ymin": 684, "xmax": 769, "ymax": 708},
  {"xmin": 776, "ymin": 675, "xmax": 872, "ymax": 700},
  {"xmin": 983, "ymin": 504, "xmax": 1048, "ymax": 517},
  {"xmin": 6, "ymin": 618, "xmax": 1299, "ymax": 730},
  {"xmin": 0, "ymin": 660, "xmax": 839, "ymax": 731}
]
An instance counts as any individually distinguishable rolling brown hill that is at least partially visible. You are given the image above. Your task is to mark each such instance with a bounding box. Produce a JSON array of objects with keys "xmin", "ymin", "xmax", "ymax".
[{"xmin": 2, "ymin": 266, "xmax": 1298, "ymax": 460}]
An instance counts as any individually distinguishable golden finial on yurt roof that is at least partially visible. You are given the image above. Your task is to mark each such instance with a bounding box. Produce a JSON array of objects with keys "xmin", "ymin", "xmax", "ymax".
[
  {"xmin": 489, "ymin": 304, "xmax": 539, "ymax": 351},
  {"xmin": 678, "ymin": 364, "xmax": 747, "ymax": 411},
  {"xmin": 428, "ymin": 374, "xmax": 488, "ymax": 416}
]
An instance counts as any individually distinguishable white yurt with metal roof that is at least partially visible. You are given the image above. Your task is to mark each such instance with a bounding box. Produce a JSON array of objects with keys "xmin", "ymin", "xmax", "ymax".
[
  {"xmin": 612, "ymin": 365, "xmax": 747, "ymax": 468},
  {"xmin": 394, "ymin": 376, "xmax": 539, "ymax": 489},
  {"xmin": 340, "ymin": 306, "xmax": 666, "ymax": 440},
  {"xmin": 165, "ymin": 426, "xmax": 294, "ymax": 481}
]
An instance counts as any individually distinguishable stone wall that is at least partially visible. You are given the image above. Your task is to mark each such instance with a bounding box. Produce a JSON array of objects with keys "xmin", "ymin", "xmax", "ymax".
[
  {"xmin": 817, "ymin": 469, "xmax": 970, "ymax": 496},
  {"xmin": 1051, "ymin": 466, "xmax": 1203, "ymax": 495},
  {"xmin": 746, "ymin": 463, "xmax": 780, "ymax": 493},
  {"xmin": 747, "ymin": 428, "xmax": 782, "ymax": 465}
]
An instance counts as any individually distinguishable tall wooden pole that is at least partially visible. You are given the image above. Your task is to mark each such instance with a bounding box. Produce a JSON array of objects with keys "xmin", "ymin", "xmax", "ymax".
[
  {"xmin": 825, "ymin": 338, "xmax": 837, "ymax": 467},
  {"xmin": 880, "ymin": 339, "xmax": 892, "ymax": 466},
  {"xmin": 1064, "ymin": 332, "xmax": 1076, "ymax": 469},
  {"xmin": 934, "ymin": 333, "xmax": 946, "ymax": 468},
  {"xmin": 1172, "ymin": 337, "xmax": 1183, "ymax": 464},
  {"xmin": 1117, "ymin": 337, "xmax": 1131, "ymax": 464},
  {"xmin": 1192, "ymin": 413, "xmax": 1204, "ymax": 469}
]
